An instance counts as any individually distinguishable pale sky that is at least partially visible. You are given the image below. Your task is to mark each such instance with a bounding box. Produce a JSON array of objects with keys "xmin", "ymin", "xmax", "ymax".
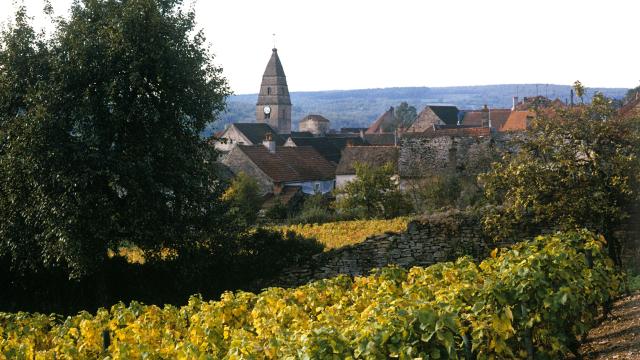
[{"xmin": 2, "ymin": 0, "xmax": 639, "ymax": 94}]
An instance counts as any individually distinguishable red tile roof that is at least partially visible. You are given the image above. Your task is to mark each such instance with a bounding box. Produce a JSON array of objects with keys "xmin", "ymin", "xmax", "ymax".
[
  {"xmin": 620, "ymin": 96, "xmax": 640, "ymax": 117},
  {"xmin": 238, "ymin": 145, "xmax": 335, "ymax": 182},
  {"xmin": 366, "ymin": 107, "xmax": 395, "ymax": 134},
  {"xmin": 461, "ymin": 109, "xmax": 511, "ymax": 129},
  {"xmin": 421, "ymin": 126, "xmax": 491, "ymax": 138},
  {"xmin": 500, "ymin": 111, "xmax": 535, "ymax": 132}
]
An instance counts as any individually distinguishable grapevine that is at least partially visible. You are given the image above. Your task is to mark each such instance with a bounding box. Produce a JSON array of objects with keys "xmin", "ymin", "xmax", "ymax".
[{"xmin": 0, "ymin": 230, "xmax": 619, "ymax": 359}]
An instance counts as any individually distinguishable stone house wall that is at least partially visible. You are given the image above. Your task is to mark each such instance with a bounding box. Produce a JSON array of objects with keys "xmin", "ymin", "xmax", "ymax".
[
  {"xmin": 221, "ymin": 146, "xmax": 274, "ymax": 194},
  {"xmin": 407, "ymin": 108, "xmax": 442, "ymax": 132},
  {"xmin": 299, "ymin": 119, "xmax": 330, "ymax": 135},
  {"xmin": 399, "ymin": 135, "xmax": 496, "ymax": 178},
  {"xmin": 214, "ymin": 126, "xmax": 252, "ymax": 152}
]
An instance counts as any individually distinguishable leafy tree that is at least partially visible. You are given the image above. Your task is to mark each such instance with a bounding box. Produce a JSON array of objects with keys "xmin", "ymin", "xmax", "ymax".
[
  {"xmin": 291, "ymin": 193, "xmax": 335, "ymax": 224},
  {"xmin": 395, "ymin": 101, "xmax": 417, "ymax": 128},
  {"xmin": 336, "ymin": 162, "xmax": 412, "ymax": 219},
  {"xmin": 573, "ymin": 80, "xmax": 585, "ymax": 104},
  {"xmin": 0, "ymin": 0, "xmax": 230, "ymax": 280},
  {"xmin": 481, "ymin": 98, "xmax": 640, "ymax": 266},
  {"xmin": 222, "ymin": 172, "xmax": 261, "ymax": 226},
  {"xmin": 381, "ymin": 101, "xmax": 417, "ymax": 132}
]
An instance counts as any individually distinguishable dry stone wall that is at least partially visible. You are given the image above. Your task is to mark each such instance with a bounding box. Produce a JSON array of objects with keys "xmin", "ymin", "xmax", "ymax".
[
  {"xmin": 270, "ymin": 210, "xmax": 496, "ymax": 288},
  {"xmin": 265, "ymin": 206, "xmax": 638, "ymax": 289}
]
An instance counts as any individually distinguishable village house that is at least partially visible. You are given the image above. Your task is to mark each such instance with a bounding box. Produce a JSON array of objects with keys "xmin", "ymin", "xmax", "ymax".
[
  {"xmin": 222, "ymin": 133, "xmax": 336, "ymax": 196},
  {"xmin": 406, "ymin": 105, "xmax": 460, "ymax": 132},
  {"xmin": 214, "ymin": 123, "xmax": 285, "ymax": 152},
  {"xmin": 299, "ymin": 114, "xmax": 331, "ymax": 136},
  {"xmin": 366, "ymin": 107, "xmax": 395, "ymax": 134}
]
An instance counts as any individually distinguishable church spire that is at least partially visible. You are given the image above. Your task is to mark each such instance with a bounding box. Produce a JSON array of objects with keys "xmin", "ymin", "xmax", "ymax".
[{"xmin": 256, "ymin": 47, "xmax": 291, "ymax": 134}]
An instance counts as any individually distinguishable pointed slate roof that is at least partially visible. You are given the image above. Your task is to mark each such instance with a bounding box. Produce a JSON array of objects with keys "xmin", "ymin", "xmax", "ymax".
[
  {"xmin": 263, "ymin": 48, "xmax": 287, "ymax": 77},
  {"xmin": 256, "ymin": 48, "xmax": 291, "ymax": 106},
  {"xmin": 428, "ymin": 105, "xmax": 460, "ymax": 125}
]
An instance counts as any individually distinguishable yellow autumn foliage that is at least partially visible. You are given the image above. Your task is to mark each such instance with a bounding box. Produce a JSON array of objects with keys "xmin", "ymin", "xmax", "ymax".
[
  {"xmin": 0, "ymin": 231, "xmax": 620, "ymax": 359},
  {"xmin": 271, "ymin": 217, "xmax": 410, "ymax": 250}
]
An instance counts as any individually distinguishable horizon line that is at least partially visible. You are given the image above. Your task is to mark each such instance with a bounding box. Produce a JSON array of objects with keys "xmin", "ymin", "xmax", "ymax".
[{"xmin": 230, "ymin": 83, "xmax": 631, "ymax": 97}]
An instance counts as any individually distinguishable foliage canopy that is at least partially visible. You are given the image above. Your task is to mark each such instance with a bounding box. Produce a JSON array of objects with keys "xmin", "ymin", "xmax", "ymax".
[
  {"xmin": 481, "ymin": 97, "xmax": 640, "ymax": 264},
  {"xmin": 335, "ymin": 162, "xmax": 412, "ymax": 219},
  {"xmin": 0, "ymin": 0, "xmax": 230, "ymax": 279}
]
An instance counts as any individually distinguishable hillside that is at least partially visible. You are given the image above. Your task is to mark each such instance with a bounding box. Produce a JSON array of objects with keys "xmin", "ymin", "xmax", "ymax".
[{"xmin": 210, "ymin": 84, "xmax": 629, "ymax": 135}]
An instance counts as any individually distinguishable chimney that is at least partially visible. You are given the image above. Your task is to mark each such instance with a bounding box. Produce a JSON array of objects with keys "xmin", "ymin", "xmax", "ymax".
[
  {"xmin": 263, "ymin": 132, "xmax": 276, "ymax": 153},
  {"xmin": 512, "ymin": 96, "xmax": 519, "ymax": 111}
]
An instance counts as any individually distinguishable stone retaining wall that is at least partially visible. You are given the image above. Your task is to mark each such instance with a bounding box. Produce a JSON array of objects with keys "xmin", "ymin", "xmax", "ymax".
[
  {"xmin": 265, "ymin": 207, "xmax": 639, "ymax": 289},
  {"xmin": 270, "ymin": 210, "xmax": 494, "ymax": 288}
]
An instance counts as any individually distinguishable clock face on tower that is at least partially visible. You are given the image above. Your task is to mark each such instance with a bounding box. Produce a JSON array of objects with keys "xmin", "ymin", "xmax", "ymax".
[{"xmin": 263, "ymin": 105, "xmax": 271, "ymax": 115}]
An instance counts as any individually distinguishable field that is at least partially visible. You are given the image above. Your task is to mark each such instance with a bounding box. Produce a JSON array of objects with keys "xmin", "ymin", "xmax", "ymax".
[{"xmin": 271, "ymin": 217, "xmax": 410, "ymax": 250}]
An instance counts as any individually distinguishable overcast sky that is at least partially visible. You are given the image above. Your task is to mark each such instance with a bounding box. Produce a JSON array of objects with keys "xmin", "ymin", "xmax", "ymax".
[{"xmin": 2, "ymin": 0, "xmax": 639, "ymax": 94}]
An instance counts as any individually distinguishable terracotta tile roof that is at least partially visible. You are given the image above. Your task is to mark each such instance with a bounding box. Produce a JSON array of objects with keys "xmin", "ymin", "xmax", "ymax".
[
  {"xmin": 500, "ymin": 110, "xmax": 535, "ymax": 132},
  {"xmin": 404, "ymin": 127, "xmax": 491, "ymax": 138},
  {"xmin": 336, "ymin": 146, "xmax": 398, "ymax": 175},
  {"xmin": 366, "ymin": 107, "xmax": 395, "ymax": 134},
  {"xmin": 461, "ymin": 109, "xmax": 511, "ymax": 128},
  {"xmin": 238, "ymin": 145, "xmax": 335, "ymax": 182},
  {"xmin": 620, "ymin": 96, "xmax": 640, "ymax": 117}
]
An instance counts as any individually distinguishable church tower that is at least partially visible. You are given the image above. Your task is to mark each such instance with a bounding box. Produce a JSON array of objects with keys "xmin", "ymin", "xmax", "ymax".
[{"xmin": 256, "ymin": 48, "xmax": 291, "ymax": 134}]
